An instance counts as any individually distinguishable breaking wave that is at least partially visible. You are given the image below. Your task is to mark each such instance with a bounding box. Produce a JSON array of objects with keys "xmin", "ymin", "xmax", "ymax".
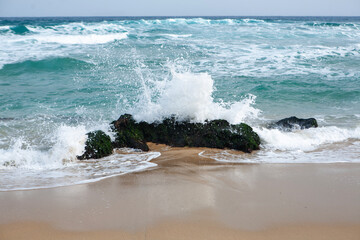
[
  {"xmin": 0, "ymin": 124, "xmax": 160, "ymax": 191},
  {"xmin": 200, "ymin": 126, "xmax": 360, "ymax": 163},
  {"xmin": 132, "ymin": 66, "xmax": 261, "ymax": 124}
]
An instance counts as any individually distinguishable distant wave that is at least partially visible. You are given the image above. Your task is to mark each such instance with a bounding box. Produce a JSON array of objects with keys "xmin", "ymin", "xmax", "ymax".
[
  {"xmin": 1, "ymin": 19, "xmax": 358, "ymax": 39},
  {"xmin": 122, "ymin": 18, "xmax": 268, "ymax": 25},
  {"xmin": 31, "ymin": 32, "xmax": 128, "ymax": 45},
  {"xmin": 3, "ymin": 32, "xmax": 128, "ymax": 45},
  {"xmin": 116, "ymin": 18, "xmax": 360, "ymax": 27},
  {"xmin": 10, "ymin": 25, "xmax": 30, "ymax": 35},
  {"xmin": 0, "ymin": 22, "xmax": 129, "ymax": 70},
  {"xmin": 304, "ymin": 22, "xmax": 359, "ymax": 28},
  {"xmin": 0, "ymin": 22, "xmax": 129, "ymax": 45},
  {"xmin": 0, "ymin": 57, "xmax": 92, "ymax": 74}
]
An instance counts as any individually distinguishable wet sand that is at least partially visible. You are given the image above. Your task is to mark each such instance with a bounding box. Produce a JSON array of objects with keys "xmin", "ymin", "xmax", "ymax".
[{"xmin": 1, "ymin": 144, "xmax": 360, "ymax": 239}]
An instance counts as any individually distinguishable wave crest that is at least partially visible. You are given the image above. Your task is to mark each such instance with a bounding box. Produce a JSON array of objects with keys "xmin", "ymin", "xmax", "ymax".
[
  {"xmin": 10, "ymin": 25, "xmax": 30, "ymax": 35},
  {"xmin": 0, "ymin": 57, "xmax": 92, "ymax": 74}
]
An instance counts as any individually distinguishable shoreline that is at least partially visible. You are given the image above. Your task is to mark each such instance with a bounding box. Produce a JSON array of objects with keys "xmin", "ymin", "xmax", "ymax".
[{"xmin": 1, "ymin": 145, "xmax": 359, "ymax": 239}]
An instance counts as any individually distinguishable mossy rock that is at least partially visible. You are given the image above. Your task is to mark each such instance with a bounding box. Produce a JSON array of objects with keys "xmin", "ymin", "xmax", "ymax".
[
  {"xmin": 109, "ymin": 114, "xmax": 262, "ymax": 153},
  {"xmin": 111, "ymin": 114, "xmax": 260, "ymax": 153},
  {"xmin": 111, "ymin": 114, "xmax": 149, "ymax": 151},
  {"xmin": 231, "ymin": 123, "xmax": 261, "ymax": 152},
  {"xmin": 77, "ymin": 130, "xmax": 113, "ymax": 160}
]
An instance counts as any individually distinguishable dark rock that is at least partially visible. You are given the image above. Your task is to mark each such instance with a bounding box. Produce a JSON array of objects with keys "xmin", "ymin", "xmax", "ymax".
[
  {"xmin": 111, "ymin": 114, "xmax": 149, "ymax": 151},
  {"xmin": 111, "ymin": 114, "xmax": 261, "ymax": 153},
  {"xmin": 3, "ymin": 160, "xmax": 16, "ymax": 167},
  {"xmin": 269, "ymin": 116, "xmax": 318, "ymax": 131},
  {"xmin": 0, "ymin": 117, "xmax": 15, "ymax": 122},
  {"xmin": 231, "ymin": 123, "xmax": 261, "ymax": 153},
  {"xmin": 77, "ymin": 130, "xmax": 113, "ymax": 160}
]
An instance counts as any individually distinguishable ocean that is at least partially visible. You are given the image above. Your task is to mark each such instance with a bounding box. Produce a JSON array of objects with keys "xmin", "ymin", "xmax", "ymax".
[{"xmin": 0, "ymin": 16, "xmax": 359, "ymax": 190}]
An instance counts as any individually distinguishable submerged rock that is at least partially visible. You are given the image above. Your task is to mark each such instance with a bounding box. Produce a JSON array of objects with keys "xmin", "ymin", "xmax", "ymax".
[
  {"xmin": 111, "ymin": 114, "xmax": 261, "ymax": 153},
  {"xmin": 268, "ymin": 116, "xmax": 318, "ymax": 131},
  {"xmin": 77, "ymin": 130, "xmax": 113, "ymax": 160}
]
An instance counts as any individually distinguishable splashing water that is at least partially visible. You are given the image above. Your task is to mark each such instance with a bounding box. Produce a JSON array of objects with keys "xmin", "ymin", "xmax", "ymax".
[
  {"xmin": 0, "ymin": 125, "xmax": 87, "ymax": 170},
  {"xmin": 132, "ymin": 66, "xmax": 261, "ymax": 124}
]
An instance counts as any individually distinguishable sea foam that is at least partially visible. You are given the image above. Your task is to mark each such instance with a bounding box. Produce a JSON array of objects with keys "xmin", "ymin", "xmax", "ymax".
[
  {"xmin": 0, "ymin": 125, "xmax": 87, "ymax": 170},
  {"xmin": 199, "ymin": 126, "xmax": 360, "ymax": 163},
  {"xmin": 0, "ymin": 124, "xmax": 160, "ymax": 191},
  {"xmin": 256, "ymin": 126, "xmax": 360, "ymax": 151},
  {"xmin": 132, "ymin": 67, "xmax": 261, "ymax": 124},
  {"xmin": 31, "ymin": 33, "xmax": 128, "ymax": 45},
  {"xmin": 0, "ymin": 151, "xmax": 160, "ymax": 191}
]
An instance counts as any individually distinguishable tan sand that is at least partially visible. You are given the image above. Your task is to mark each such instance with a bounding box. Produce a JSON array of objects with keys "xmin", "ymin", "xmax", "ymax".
[
  {"xmin": 0, "ymin": 144, "xmax": 359, "ymax": 239},
  {"xmin": 1, "ymin": 221, "xmax": 359, "ymax": 240}
]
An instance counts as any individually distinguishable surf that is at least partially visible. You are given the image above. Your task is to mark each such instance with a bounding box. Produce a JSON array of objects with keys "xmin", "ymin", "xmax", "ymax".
[{"xmin": 0, "ymin": 16, "xmax": 359, "ymax": 191}]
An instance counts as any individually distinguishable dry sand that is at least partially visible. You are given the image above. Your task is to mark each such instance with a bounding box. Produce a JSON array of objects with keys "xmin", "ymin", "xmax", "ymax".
[{"xmin": 0, "ymin": 143, "xmax": 359, "ymax": 239}]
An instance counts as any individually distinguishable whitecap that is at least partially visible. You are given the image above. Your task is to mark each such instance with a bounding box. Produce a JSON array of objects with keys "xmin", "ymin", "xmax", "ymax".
[{"xmin": 160, "ymin": 34, "xmax": 192, "ymax": 39}]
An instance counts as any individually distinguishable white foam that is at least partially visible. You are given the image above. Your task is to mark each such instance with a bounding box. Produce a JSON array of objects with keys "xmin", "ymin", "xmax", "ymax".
[
  {"xmin": 0, "ymin": 125, "xmax": 87, "ymax": 170},
  {"xmin": 255, "ymin": 126, "xmax": 360, "ymax": 151},
  {"xmin": 161, "ymin": 18, "xmax": 266, "ymax": 25},
  {"xmin": 26, "ymin": 22, "xmax": 128, "ymax": 35},
  {"xmin": 0, "ymin": 21, "xmax": 129, "ymax": 69},
  {"xmin": 242, "ymin": 18, "xmax": 266, "ymax": 24},
  {"xmin": 199, "ymin": 142, "xmax": 360, "ymax": 164},
  {"xmin": 33, "ymin": 33, "xmax": 128, "ymax": 45},
  {"xmin": 0, "ymin": 151, "xmax": 160, "ymax": 191},
  {"xmin": 138, "ymin": 18, "xmax": 268, "ymax": 25},
  {"xmin": 199, "ymin": 126, "xmax": 360, "ymax": 164},
  {"xmin": 0, "ymin": 121, "xmax": 163, "ymax": 191},
  {"xmin": 160, "ymin": 34, "xmax": 192, "ymax": 39},
  {"xmin": 132, "ymin": 67, "xmax": 260, "ymax": 124},
  {"xmin": 4, "ymin": 32, "xmax": 128, "ymax": 45},
  {"xmin": 212, "ymin": 43, "xmax": 360, "ymax": 78},
  {"xmin": 0, "ymin": 26, "xmax": 10, "ymax": 30},
  {"xmin": 22, "ymin": 22, "xmax": 129, "ymax": 44}
]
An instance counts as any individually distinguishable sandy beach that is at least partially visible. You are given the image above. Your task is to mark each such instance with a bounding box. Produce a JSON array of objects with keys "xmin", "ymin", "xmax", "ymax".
[{"xmin": 1, "ymin": 144, "xmax": 360, "ymax": 239}]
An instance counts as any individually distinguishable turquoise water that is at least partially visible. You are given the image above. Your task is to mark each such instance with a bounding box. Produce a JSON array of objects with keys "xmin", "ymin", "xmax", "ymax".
[{"xmin": 1, "ymin": 17, "xmax": 360, "ymax": 190}]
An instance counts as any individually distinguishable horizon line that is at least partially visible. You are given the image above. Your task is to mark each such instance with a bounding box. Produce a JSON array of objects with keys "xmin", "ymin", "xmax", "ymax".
[{"xmin": 1, "ymin": 15, "xmax": 360, "ymax": 18}]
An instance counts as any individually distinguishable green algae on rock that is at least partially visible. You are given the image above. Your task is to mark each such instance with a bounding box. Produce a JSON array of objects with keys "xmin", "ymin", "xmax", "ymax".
[
  {"xmin": 79, "ymin": 114, "xmax": 261, "ymax": 160},
  {"xmin": 77, "ymin": 130, "xmax": 113, "ymax": 160},
  {"xmin": 112, "ymin": 114, "xmax": 261, "ymax": 153},
  {"xmin": 111, "ymin": 114, "xmax": 149, "ymax": 151}
]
